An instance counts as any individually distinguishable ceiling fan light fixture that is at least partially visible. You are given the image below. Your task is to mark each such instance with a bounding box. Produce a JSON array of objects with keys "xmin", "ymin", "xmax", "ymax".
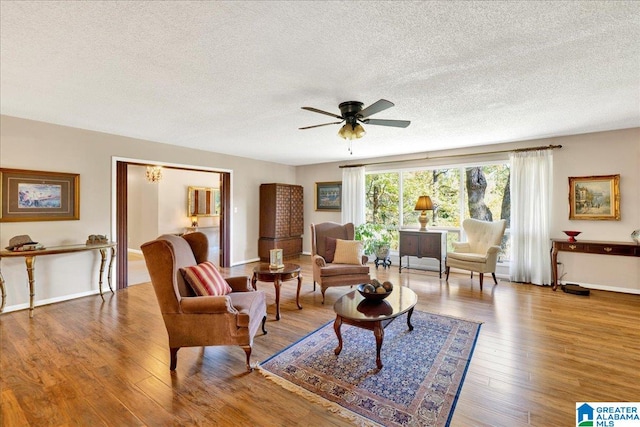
[{"xmin": 338, "ymin": 123, "xmax": 365, "ymax": 140}]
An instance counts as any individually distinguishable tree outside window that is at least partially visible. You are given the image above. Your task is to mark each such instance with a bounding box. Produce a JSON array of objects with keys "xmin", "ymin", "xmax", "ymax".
[{"xmin": 364, "ymin": 162, "xmax": 511, "ymax": 260}]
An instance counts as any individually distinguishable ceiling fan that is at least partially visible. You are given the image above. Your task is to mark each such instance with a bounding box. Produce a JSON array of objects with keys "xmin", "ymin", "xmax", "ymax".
[{"xmin": 299, "ymin": 99, "xmax": 410, "ymax": 143}]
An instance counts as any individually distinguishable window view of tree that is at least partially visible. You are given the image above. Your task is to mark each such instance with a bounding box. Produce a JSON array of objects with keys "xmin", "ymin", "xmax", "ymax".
[
  {"xmin": 365, "ymin": 173, "xmax": 400, "ymax": 249},
  {"xmin": 402, "ymin": 169, "xmax": 460, "ymax": 228},
  {"xmin": 364, "ymin": 162, "xmax": 511, "ymax": 260}
]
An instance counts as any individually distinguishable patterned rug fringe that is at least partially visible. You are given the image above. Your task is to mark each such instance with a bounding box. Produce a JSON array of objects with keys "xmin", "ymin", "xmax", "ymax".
[{"xmin": 257, "ymin": 365, "xmax": 382, "ymax": 427}]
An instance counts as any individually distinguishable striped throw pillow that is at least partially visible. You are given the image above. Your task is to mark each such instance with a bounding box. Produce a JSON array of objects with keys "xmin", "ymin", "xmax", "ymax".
[
  {"xmin": 332, "ymin": 239, "xmax": 364, "ymax": 265},
  {"xmin": 181, "ymin": 261, "xmax": 232, "ymax": 296}
]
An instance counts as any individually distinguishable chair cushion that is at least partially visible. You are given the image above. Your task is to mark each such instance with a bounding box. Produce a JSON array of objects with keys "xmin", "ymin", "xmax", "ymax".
[
  {"xmin": 332, "ymin": 239, "xmax": 364, "ymax": 265},
  {"xmin": 447, "ymin": 252, "xmax": 488, "ymax": 263},
  {"xmin": 324, "ymin": 236, "xmax": 337, "ymax": 263},
  {"xmin": 181, "ymin": 261, "xmax": 232, "ymax": 296},
  {"xmin": 320, "ymin": 263, "xmax": 370, "ymax": 277}
]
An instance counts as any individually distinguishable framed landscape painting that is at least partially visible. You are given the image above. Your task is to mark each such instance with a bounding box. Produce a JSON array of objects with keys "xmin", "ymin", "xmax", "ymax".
[
  {"xmin": 0, "ymin": 168, "xmax": 80, "ymax": 222},
  {"xmin": 568, "ymin": 174, "xmax": 620, "ymax": 220},
  {"xmin": 315, "ymin": 181, "xmax": 342, "ymax": 211}
]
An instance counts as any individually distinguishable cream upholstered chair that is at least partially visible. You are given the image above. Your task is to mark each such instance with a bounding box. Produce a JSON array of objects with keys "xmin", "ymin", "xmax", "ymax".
[
  {"xmin": 310, "ymin": 222, "xmax": 370, "ymax": 303},
  {"xmin": 445, "ymin": 218, "xmax": 507, "ymax": 290},
  {"xmin": 141, "ymin": 232, "xmax": 267, "ymax": 371}
]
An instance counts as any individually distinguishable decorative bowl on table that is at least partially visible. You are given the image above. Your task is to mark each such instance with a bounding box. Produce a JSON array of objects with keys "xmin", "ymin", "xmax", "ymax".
[
  {"xmin": 562, "ymin": 231, "xmax": 581, "ymax": 242},
  {"xmin": 357, "ymin": 280, "xmax": 393, "ymax": 301}
]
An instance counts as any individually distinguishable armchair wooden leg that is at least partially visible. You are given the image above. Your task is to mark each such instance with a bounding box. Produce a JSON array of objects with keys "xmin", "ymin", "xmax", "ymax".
[
  {"xmin": 242, "ymin": 345, "xmax": 252, "ymax": 371},
  {"xmin": 492, "ymin": 272, "xmax": 498, "ymax": 285},
  {"xmin": 321, "ymin": 289, "xmax": 326, "ymax": 304},
  {"xmin": 313, "ymin": 281, "xmax": 316, "ymax": 291},
  {"xmin": 169, "ymin": 347, "xmax": 179, "ymax": 371},
  {"xmin": 261, "ymin": 315, "xmax": 267, "ymax": 335},
  {"xmin": 479, "ymin": 273, "xmax": 484, "ymax": 291},
  {"xmin": 445, "ymin": 266, "xmax": 450, "ymax": 281},
  {"xmin": 470, "ymin": 271, "xmax": 473, "ymax": 278}
]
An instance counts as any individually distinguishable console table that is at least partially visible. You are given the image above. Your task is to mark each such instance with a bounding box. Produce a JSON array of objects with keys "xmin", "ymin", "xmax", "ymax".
[
  {"xmin": 399, "ymin": 230, "xmax": 447, "ymax": 277},
  {"xmin": 551, "ymin": 239, "xmax": 639, "ymax": 291},
  {"xmin": 0, "ymin": 242, "xmax": 117, "ymax": 317}
]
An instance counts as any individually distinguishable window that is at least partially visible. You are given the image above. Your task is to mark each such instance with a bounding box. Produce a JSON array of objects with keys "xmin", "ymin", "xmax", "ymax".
[{"xmin": 365, "ymin": 162, "xmax": 511, "ymax": 261}]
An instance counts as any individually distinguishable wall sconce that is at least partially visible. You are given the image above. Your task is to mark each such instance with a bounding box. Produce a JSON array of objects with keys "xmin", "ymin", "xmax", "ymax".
[
  {"xmin": 414, "ymin": 195, "xmax": 433, "ymax": 231},
  {"xmin": 145, "ymin": 166, "xmax": 163, "ymax": 183}
]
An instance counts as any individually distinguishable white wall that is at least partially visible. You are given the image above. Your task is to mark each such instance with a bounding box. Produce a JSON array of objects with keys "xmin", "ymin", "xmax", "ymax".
[
  {"xmin": 127, "ymin": 164, "xmax": 159, "ymax": 250},
  {"xmin": 0, "ymin": 115, "xmax": 296, "ymax": 313},
  {"xmin": 296, "ymin": 128, "xmax": 640, "ymax": 294}
]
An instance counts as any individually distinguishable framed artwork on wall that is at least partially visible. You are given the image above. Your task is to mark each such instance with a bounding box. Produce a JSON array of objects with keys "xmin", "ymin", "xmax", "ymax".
[
  {"xmin": 315, "ymin": 181, "xmax": 342, "ymax": 212},
  {"xmin": 568, "ymin": 174, "xmax": 620, "ymax": 220},
  {"xmin": 0, "ymin": 168, "xmax": 80, "ymax": 222}
]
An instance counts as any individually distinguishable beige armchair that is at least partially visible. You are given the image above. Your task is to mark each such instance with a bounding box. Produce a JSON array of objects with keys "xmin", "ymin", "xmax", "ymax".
[
  {"xmin": 141, "ymin": 232, "xmax": 267, "ymax": 371},
  {"xmin": 310, "ymin": 222, "xmax": 370, "ymax": 303},
  {"xmin": 445, "ymin": 218, "xmax": 507, "ymax": 290}
]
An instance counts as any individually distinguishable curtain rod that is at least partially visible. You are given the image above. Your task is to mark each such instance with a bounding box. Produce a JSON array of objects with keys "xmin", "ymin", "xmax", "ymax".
[{"xmin": 338, "ymin": 144, "xmax": 562, "ymax": 169}]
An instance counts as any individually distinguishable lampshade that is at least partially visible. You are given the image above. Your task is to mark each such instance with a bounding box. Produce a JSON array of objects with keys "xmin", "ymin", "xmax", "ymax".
[
  {"xmin": 414, "ymin": 195, "xmax": 433, "ymax": 231},
  {"xmin": 338, "ymin": 123, "xmax": 366, "ymax": 140},
  {"xmin": 414, "ymin": 195, "xmax": 433, "ymax": 211}
]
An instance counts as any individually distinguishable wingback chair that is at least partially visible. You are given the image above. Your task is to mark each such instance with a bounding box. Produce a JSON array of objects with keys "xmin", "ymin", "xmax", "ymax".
[
  {"xmin": 141, "ymin": 232, "xmax": 267, "ymax": 371},
  {"xmin": 445, "ymin": 218, "xmax": 507, "ymax": 290},
  {"xmin": 310, "ymin": 222, "xmax": 370, "ymax": 303}
]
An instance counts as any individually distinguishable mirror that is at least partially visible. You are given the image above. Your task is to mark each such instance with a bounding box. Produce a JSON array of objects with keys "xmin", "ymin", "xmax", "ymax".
[{"xmin": 188, "ymin": 186, "xmax": 220, "ymax": 217}]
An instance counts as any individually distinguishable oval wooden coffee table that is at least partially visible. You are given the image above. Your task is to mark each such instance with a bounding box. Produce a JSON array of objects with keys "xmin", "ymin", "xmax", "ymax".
[
  {"xmin": 251, "ymin": 263, "xmax": 302, "ymax": 320},
  {"xmin": 333, "ymin": 286, "xmax": 417, "ymax": 369}
]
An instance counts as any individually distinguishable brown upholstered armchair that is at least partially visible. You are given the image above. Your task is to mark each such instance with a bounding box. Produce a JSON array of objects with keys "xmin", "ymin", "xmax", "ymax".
[
  {"xmin": 141, "ymin": 232, "xmax": 267, "ymax": 371},
  {"xmin": 310, "ymin": 222, "xmax": 370, "ymax": 303}
]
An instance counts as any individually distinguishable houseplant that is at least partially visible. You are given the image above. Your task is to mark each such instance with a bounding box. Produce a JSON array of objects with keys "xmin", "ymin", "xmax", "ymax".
[{"xmin": 355, "ymin": 223, "xmax": 393, "ymax": 259}]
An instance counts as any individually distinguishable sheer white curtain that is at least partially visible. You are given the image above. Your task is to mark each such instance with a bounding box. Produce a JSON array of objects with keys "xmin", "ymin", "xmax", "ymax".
[
  {"xmin": 509, "ymin": 149, "xmax": 553, "ymax": 285},
  {"xmin": 341, "ymin": 166, "xmax": 366, "ymax": 226}
]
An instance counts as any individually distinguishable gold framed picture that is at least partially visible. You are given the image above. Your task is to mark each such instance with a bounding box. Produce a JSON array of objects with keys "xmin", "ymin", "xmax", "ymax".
[
  {"xmin": 0, "ymin": 168, "xmax": 80, "ymax": 222},
  {"xmin": 315, "ymin": 181, "xmax": 342, "ymax": 212},
  {"xmin": 568, "ymin": 174, "xmax": 620, "ymax": 220}
]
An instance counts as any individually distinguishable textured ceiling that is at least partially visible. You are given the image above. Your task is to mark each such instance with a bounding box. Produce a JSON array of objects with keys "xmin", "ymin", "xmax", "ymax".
[{"xmin": 1, "ymin": 1, "xmax": 639, "ymax": 166}]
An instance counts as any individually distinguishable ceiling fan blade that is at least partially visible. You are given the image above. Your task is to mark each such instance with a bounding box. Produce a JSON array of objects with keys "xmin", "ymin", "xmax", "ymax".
[
  {"xmin": 358, "ymin": 99, "xmax": 394, "ymax": 119},
  {"xmin": 301, "ymin": 106, "xmax": 343, "ymax": 120},
  {"xmin": 362, "ymin": 118, "xmax": 411, "ymax": 128},
  {"xmin": 299, "ymin": 121, "xmax": 343, "ymax": 130}
]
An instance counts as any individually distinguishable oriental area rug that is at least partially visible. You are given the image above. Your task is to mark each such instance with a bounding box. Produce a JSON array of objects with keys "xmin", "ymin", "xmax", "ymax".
[{"xmin": 258, "ymin": 311, "xmax": 481, "ymax": 427}]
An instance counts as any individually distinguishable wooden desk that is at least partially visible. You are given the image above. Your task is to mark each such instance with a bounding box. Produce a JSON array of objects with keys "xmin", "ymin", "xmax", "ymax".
[
  {"xmin": 551, "ymin": 239, "xmax": 639, "ymax": 291},
  {"xmin": 399, "ymin": 230, "xmax": 448, "ymax": 277},
  {"xmin": 0, "ymin": 242, "xmax": 117, "ymax": 317}
]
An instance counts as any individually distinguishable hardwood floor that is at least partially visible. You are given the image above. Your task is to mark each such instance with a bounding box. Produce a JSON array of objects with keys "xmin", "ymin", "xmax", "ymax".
[{"xmin": 1, "ymin": 256, "xmax": 639, "ymax": 426}]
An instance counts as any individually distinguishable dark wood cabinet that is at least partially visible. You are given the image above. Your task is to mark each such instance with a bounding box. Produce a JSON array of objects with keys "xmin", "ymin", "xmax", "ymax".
[
  {"xmin": 399, "ymin": 230, "xmax": 448, "ymax": 277},
  {"xmin": 259, "ymin": 183, "xmax": 303, "ymax": 261},
  {"xmin": 551, "ymin": 239, "xmax": 639, "ymax": 290}
]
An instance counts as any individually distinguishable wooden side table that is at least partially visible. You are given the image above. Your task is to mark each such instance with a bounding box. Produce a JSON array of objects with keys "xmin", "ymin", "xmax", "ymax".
[
  {"xmin": 251, "ymin": 263, "xmax": 302, "ymax": 320},
  {"xmin": 551, "ymin": 238, "xmax": 639, "ymax": 290},
  {"xmin": 398, "ymin": 230, "xmax": 448, "ymax": 277}
]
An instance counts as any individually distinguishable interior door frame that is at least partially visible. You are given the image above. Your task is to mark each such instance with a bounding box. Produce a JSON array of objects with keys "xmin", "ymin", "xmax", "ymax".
[{"xmin": 112, "ymin": 157, "xmax": 232, "ymax": 289}]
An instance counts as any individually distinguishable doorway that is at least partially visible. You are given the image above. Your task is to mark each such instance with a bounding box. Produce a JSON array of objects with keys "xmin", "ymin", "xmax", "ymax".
[{"xmin": 114, "ymin": 159, "xmax": 231, "ymax": 289}]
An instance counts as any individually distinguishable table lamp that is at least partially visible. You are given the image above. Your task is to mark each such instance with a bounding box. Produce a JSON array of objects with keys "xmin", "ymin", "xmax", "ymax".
[{"xmin": 414, "ymin": 195, "xmax": 433, "ymax": 231}]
